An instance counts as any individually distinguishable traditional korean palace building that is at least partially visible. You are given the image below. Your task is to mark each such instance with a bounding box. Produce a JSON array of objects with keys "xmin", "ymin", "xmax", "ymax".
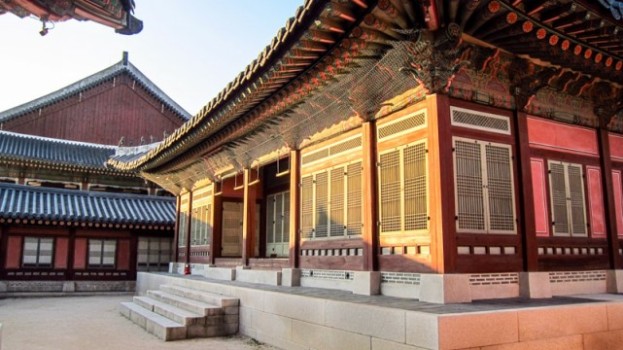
[
  {"xmin": 0, "ymin": 53, "xmax": 189, "ymax": 293},
  {"xmin": 111, "ymin": 0, "xmax": 623, "ymax": 304}
]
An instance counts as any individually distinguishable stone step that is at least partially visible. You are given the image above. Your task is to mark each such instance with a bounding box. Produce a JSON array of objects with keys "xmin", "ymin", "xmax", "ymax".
[
  {"xmin": 119, "ymin": 302, "xmax": 186, "ymax": 341},
  {"xmin": 160, "ymin": 284, "xmax": 239, "ymax": 308},
  {"xmin": 146, "ymin": 290, "xmax": 224, "ymax": 316},
  {"xmin": 133, "ymin": 296, "xmax": 204, "ymax": 326}
]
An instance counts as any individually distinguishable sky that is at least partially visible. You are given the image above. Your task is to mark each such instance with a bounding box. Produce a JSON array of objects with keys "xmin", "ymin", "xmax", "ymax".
[{"xmin": 0, "ymin": 1, "xmax": 304, "ymax": 115}]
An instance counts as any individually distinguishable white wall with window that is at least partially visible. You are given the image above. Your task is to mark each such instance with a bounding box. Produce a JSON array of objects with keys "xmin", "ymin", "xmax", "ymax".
[
  {"xmin": 22, "ymin": 237, "xmax": 54, "ymax": 267},
  {"xmin": 453, "ymin": 137, "xmax": 516, "ymax": 234},
  {"xmin": 548, "ymin": 161, "xmax": 587, "ymax": 236}
]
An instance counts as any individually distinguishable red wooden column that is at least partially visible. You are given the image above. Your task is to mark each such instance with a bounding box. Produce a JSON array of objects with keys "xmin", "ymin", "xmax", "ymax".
[
  {"xmin": 515, "ymin": 111, "xmax": 538, "ymax": 271},
  {"xmin": 241, "ymin": 169, "xmax": 256, "ymax": 266},
  {"xmin": 362, "ymin": 121, "xmax": 379, "ymax": 271},
  {"xmin": 173, "ymin": 196, "xmax": 181, "ymax": 262},
  {"xmin": 598, "ymin": 127, "xmax": 623, "ymax": 270},
  {"xmin": 427, "ymin": 94, "xmax": 455, "ymax": 273},
  {"xmin": 288, "ymin": 149, "xmax": 301, "ymax": 268},
  {"xmin": 209, "ymin": 188, "xmax": 221, "ymax": 265},
  {"xmin": 185, "ymin": 192, "xmax": 193, "ymax": 267}
]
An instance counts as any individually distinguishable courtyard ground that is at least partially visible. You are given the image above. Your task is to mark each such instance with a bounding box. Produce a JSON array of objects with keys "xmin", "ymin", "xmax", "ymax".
[{"xmin": 0, "ymin": 295, "xmax": 279, "ymax": 350}]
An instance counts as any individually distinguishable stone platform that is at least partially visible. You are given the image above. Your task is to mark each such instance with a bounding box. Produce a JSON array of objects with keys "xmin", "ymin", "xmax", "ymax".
[{"xmin": 137, "ymin": 272, "xmax": 623, "ymax": 350}]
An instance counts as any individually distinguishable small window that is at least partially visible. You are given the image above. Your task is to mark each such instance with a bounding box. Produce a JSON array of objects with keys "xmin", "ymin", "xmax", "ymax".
[
  {"xmin": 137, "ymin": 237, "xmax": 172, "ymax": 271},
  {"xmin": 88, "ymin": 239, "xmax": 116, "ymax": 268},
  {"xmin": 548, "ymin": 161, "xmax": 587, "ymax": 237},
  {"xmin": 191, "ymin": 204, "xmax": 212, "ymax": 246},
  {"xmin": 23, "ymin": 237, "xmax": 54, "ymax": 267}
]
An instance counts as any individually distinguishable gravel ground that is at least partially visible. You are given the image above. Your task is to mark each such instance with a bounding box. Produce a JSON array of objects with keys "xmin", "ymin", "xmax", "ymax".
[{"xmin": 0, "ymin": 295, "xmax": 278, "ymax": 350}]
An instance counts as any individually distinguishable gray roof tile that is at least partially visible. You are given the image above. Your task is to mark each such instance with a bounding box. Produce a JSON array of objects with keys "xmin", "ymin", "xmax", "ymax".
[
  {"xmin": 0, "ymin": 131, "xmax": 116, "ymax": 168},
  {"xmin": 0, "ymin": 183, "xmax": 175, "ymax": 227}
]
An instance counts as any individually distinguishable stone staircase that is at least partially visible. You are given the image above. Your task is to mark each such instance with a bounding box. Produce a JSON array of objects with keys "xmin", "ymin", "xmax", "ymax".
[{"xmin": 119, "ymin": 284, "xmax": 239, "ymax": 341}]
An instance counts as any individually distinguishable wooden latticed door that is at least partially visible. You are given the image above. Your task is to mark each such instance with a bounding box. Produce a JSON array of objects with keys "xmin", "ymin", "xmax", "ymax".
[{"xmin": 221, "ymin": 201, "xmax": 243, "ymax": 256}]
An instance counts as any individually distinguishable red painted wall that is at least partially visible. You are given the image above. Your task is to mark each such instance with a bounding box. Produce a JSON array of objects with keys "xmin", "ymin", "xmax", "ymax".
[
  {"xmin": 117, "ymin": 239, "xmax": 131, "ymax": 270},
  {"xmin": 527, "ymin": 117, "xmax": 598, "ymax": 157},
  {"xmin": 55, "ymin": 237, "xmax": 68, "ymax": 269},
  {"xmin": 5, "ymin": 236, "xmax": 22, "ymax": 268},
  {"xmin": 3, "ymin": 75, "xmax": 185, "ymax": 146},
  {"xmin": 73, "ymin": 238, "xmax": 87, "ymax": 269},
  {"xmin": 613, "ymin": 170, "xmax": 623, "ymax": 237},
  {"xmin": 609, "ymin": 133, "xmax": 623, "ymax": 161},
  {"xmin": 586, "ymin": 166, "xmax": 606, "ymax": 238}
]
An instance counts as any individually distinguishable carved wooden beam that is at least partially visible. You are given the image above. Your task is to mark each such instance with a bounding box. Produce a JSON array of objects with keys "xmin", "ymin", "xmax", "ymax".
[
  {"xmin": 591, "ymin": 82, "xmax": 623, "ymax": 129},
  {"xmin": 509, "ymin": 58, "xmax": 559, "ymax": 110},
  {"xmin": 399, "ymin": 23, "xmax": 466, "ymax": 94}
]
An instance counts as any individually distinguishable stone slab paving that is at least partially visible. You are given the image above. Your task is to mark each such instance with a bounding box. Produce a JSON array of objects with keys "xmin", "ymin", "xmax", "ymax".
[{"xmin": 0, "ymin": 296, "xmax": 278, "ymax": 350}]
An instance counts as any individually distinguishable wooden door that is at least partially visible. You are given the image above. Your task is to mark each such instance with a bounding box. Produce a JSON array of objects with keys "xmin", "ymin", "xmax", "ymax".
[{"xmin": 221, "ymin": 201, "xmax": 243, "ymax": 256}]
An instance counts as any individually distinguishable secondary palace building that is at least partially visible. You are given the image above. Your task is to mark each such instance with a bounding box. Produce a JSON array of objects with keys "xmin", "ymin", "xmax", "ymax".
[
  {"xmin": 0, "ymin": 53, "xmax": 189, "ymax": 293},
  {"xmin": 113, "ymin": 0, "xmax": 623, "ymax": 303}
]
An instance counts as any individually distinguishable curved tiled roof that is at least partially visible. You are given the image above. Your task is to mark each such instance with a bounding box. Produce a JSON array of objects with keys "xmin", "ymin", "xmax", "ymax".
[
  {"xmin": 108, "ymin": 0, "xmax": 346, "ymax": 172},
  {"xmin": 0, "ymin": 183, "xmax": 175, "ymax": 228},
  {"xmin": 0, "ymin": 53, "xmax": 191, "ymax": 123},
  {"xmin": 0, "ymin": 130, "xmax": 116, "ymax": 169},
  {"xmin": 0, "ymin": 130, "xmax": 162, "ymax": 175},
  {"xmin": 598, "ymin": 0, "xmax": 623, "ymax": 20},
  {"xmin": 109, "ymin": 0, "xmax": 623, "ymax": 179}
]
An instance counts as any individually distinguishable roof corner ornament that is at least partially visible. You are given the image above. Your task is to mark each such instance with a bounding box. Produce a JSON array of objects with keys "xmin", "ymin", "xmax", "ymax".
[
  {"xmin": 591, "ymin": 82, "xmax": 623, "ymax": 129},
  {"xmin": 399, "ymin": 23, "xmax": 466, "ymax": 94},
  {"xmin": 509, "ymin": 58, "xmax": 558, "ymax": 111}
]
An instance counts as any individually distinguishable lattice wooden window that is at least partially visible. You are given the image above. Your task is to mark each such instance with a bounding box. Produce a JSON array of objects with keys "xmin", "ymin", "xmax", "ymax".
[
  {"xmin": 549, "ymin": 161, "xmax": 587, "ymax": 236},
  {"xmin": 88, "ymin": 239, "xmax": 116, "ymax": 268},
  {"xmin": 178, "ymin": 214, "xmax": 187, "ymax": 248},
  {"xmin": 450, "ymin": 106, "xmax": 511, "ymax": 135},
  {"xmin": 330, "ymin": 168, "xmax": 345, "ymax": 237},
  {"xmin": 283, "ymin": 194, "xmax": 290, "ymax": 243},
  {"xmin": 377, "ymin": 110, "xmax": 427, "ymax": 141},
  {"xmin": 379, "ymin": 141, "xmax": 428, "ymax": 234},
  {"xmin": 178, "ymin": 194, "xmax": 190, "ymax": 248},
  {"xmin": 22, "ymin": 237, "xmax": 54, "ymax": 267},
  {"xmin": 315, "ymin": 171, "xmax": 329, "ymax": 238},
  {"xmin": 301, "ymin": 176, "xmax": 314, "ymax": 239},
  {"xmin": 266, "ymin": 191, "xmax": 290, "ymax": 257},
  {"xmin": 300, "ymin": 161, "xmax": 363, "ymax": 239},
  {"xmin": 347, "ymin": 163, "xmax": 362, "ymax": 236},
  {"xmin": 454, "ymin": 138, "xmax": 516, "ymax": 234},
  {"xmin": 190, "ymin": 204, "xmax": 212, "ymax": 246},
  {"xmin": 485, "ymin": 144, "xmax": 515, "ymax": 232},
  {"xmin": 302, "ymin": 135, "xmax": 362, "ymax": 166},
  {"xmin": 267, "ymin": 195, "xmax": 275, "ymax": 244},
  {"xmin": 137, "ymin": 237, "xmax": 172, "ymax": 272}
]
